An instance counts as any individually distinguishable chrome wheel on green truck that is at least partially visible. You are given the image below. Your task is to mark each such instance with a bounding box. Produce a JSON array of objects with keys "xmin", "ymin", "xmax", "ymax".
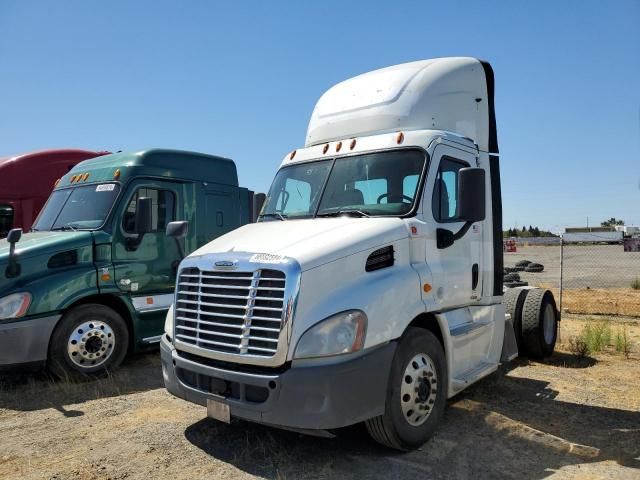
[{"xmin": 48, "ymin": 304, "xmax": 129, "ymax": 378}]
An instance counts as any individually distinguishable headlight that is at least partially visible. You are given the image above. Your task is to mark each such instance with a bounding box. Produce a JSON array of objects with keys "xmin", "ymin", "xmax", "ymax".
[
  {"xmin": 294, "ymin": 310, "xmax": 367, "ymax": 359},
  {"xmin": 0, "ymin": 292, "xmax": 31, "ymax": 320},
  {"xmin": 164, "ymin": 304, "xmax": 174, "ymax": 338}
]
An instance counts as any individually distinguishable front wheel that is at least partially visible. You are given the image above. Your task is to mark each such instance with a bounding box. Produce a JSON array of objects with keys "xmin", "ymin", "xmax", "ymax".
[
  {"xmin": 48, "ymin": 304, "xmax": 129, "ymax": 378},
  {"xmin": 365, "ymin": 328, "xmax": 446, "ymax": 450}
]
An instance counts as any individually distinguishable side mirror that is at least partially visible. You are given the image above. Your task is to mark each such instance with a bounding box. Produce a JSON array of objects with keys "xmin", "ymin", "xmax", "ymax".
[
  {"xmin": 166, "ymin": 220, "xmax": 189, "ymax": 260},
  {"xmin": 5, "ymin": 228, "xmax": 22, "ymax": 278},
  {"xmin": 166, "ymin": 221, "xmax": 188, "ymax": 239},
  {"xmin": 7, "ymin": 228, "xmax": 22, "ymax": 244},
  {"xmin": 135, "ymin": 197, "xmax": 153, "ymax": 234},
  {"xmin": 457, "ymin": 168, "xmax": 486, "ymax": 222}
]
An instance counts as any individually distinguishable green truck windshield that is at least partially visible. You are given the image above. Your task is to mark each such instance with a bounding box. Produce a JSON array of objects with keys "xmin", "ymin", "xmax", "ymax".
[
  {"xmin": 33, "ymin": 183, "xmax": 120, "ymax": 231},
  {"xmin": 260, "ymin": 149, "xmax": 426, "ymax": 220}
]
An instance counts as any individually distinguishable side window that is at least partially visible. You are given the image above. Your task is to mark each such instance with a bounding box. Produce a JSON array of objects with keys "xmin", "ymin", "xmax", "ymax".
[
  {"xmin": 432, "ymin": 158, "xmax": 467, "ymax": 222},
  {"xmin": 123, "ymin": 188, "xmax": 175, "ymax": 233}
]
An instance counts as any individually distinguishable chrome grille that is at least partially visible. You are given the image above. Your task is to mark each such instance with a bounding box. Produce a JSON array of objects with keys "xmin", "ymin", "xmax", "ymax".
[{"xmin": 175, "ymin": 267, "xmax": 286, "ymax": 357}]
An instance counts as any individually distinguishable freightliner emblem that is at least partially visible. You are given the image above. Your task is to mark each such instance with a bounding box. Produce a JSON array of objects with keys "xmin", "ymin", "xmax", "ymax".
[{"xmin": 214, "ymin": 260, "xmax": 237, "ymax": 269}]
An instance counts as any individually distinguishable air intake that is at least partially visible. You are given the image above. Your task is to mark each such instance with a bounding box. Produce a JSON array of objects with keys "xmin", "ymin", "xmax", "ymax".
[
  {"xmin": 48, "ymin": 250, "xmax": 78, "ymax": 268},
  {"xmin": 366, "ymin": 246, "xmax": 394, "ymax": 272}
]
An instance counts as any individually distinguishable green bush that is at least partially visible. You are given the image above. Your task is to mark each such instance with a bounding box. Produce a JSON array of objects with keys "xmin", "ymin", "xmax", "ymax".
[
  {"xmin": 631, "ymin": 277, "xmax": 640, "ymax": 290},
  {"xmin": 581, "ymin": 321, "xmax": 612, "ymax": 353},
  {"xmin": 615, "ymin": 327, "xmax": 632, "ymax": 358}
]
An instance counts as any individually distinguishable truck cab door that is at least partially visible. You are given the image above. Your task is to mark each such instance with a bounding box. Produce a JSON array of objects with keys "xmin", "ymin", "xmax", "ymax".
[
  {"xmin": 424, "ymin": 144, "xmax": 483, "ymax": 309},
  {"xmin": 111, "ymin": 180, "xmax": 182, "ymax": 344}
]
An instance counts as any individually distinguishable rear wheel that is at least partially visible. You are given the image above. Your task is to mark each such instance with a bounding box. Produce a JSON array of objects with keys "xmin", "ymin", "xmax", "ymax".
[
  {"xmin": 48, "ymin": 304, "xmax": 129, "ymax": 379},
  {"xmin": 502, "ymin": 288, "xmax": 527, "ymax": 352},
  {"xmin": 365, "ymin": 328, "xmax": 446, "ymax": 450},
  {"xmin": 521, "ymin": 289, "xmax": 558, "ymax": 358}
]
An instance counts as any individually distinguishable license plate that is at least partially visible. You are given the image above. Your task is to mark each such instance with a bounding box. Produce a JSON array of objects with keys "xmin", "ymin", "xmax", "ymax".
[{"xmin": 207, "ymin": 398, "xmax": 230, "ymax": 423}]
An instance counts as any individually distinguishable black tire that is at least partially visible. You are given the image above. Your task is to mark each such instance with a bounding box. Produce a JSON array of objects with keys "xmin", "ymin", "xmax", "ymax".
[
  {"xmin": 504, "ymin": 267, "xmax": 518, "ymax": 274},
  {"xmin": 48, "ymin": 304, "xmax": 129, "ymax": 379},
  {"xmin": 516, "ymin": 260, "xmax": 532, "ymax": 268},
  {"xmin": 525, "ymin": 263, "xmax": 544, "ymax": 273},
  {"xmin": 521, "ymin": 289, "xmax": 558, "ymax": 358},
  {"xmin": 505, "ymin": 281, "xmax": 528, "ymax": 288},
  {"xmin": 365, "ymin": 328, "xmax": 446, "ymax": 450},
  {"xmin": 503, "ymin": 272, "xmax": 521, "ymax": 282},
  {"xmin": 512, "ymin": 266, "xmax": 526, "ymax": 272},
  {"xmin": 502, "ymin": 288, "xmax": 527, "ymax": 352}
]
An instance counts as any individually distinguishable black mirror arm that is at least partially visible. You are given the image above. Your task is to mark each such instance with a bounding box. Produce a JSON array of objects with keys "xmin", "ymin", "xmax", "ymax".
[
  {"xmin": 125, "ymin": 233, "xmax": 145, "ymax": 251},
  {"xmin": 174, "ymin": 237, "xmax": 185, "ymax": 260},
  {"xmin": 452, "ymin": 221, "xmax": 474, "ymax": 241}
]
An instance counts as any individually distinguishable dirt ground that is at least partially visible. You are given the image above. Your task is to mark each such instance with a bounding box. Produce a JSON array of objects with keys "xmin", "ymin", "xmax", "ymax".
[{"xmin": 1, "ymin": 315, "xmax": 639, "ymax": 480}]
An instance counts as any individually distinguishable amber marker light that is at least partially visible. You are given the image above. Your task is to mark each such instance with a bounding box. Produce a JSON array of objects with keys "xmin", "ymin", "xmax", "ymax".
[
  {"xmin": 101, "ymin": 272, "xmax": 111, "ymax": 281},
  {"xmin": 54, "ymin": 178, "xmax": 60, "ymax": 187},
  {"xmin": 322, "ymin": 144, "xmax": 329, "ymax": 154},
  {"xmin": 423, "ymin": 283, "xmax": 432, "ymax": 293},
  {"xmin": 350, "ymin": 139, "xmax": 357, "ymax": 150},
  {"xmin": 289, "ymin": 150, "xmax": 297, "ymax": 160},
  {"xmin": 83, "ymin": 173, "xmax": 90, "ymax": 181},
  {"xmin": 336, "ymin": 141, "xmax": 342, "ymax": 152},
  {"xmin": 397, "ymin": 132, "xmax": 405, "ymax": 144},
  {"xmin": 114, "ymin": 169, "xmax": 121, "ymax": 179}
]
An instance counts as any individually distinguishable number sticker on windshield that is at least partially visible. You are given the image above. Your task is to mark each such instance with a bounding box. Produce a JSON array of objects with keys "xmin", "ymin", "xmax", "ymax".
[{"xmin": 96, "ymin": 184, "xmax": 115, "ymax": 192}]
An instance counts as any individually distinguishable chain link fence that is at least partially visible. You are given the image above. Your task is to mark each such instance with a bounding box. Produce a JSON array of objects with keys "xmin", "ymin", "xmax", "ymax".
[
  {"xmin": 503, "ymin": 236, "xmax": 640, "ymax": 317},
  {"xmin": 560, "ymin": 235, "xmax": 640, "ymax": 317}
]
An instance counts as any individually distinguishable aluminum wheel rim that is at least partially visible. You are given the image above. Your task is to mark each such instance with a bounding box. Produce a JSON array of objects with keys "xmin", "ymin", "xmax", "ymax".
[
  {"xmin": 67, "ymin": 320, "xmax": 115, "ymax": 369},
  {"xmin": 543, "ymin": 303, "xmax": 556, "ymax": 345},
  {"xmin": 400, "ymin": 353, "xmax": 438, "ymax": 427}
]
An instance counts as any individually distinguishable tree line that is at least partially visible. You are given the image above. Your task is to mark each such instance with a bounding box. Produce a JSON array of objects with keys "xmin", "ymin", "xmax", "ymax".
[{"xmin": 503, "ymin": 226, "xmax": 558, "ymax": 238}]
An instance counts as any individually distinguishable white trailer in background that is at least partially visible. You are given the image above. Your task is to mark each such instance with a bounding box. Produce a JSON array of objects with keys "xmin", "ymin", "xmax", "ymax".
[{"xmin": 161, "ymin": 57, "xmax": 559, "ymax": 450}]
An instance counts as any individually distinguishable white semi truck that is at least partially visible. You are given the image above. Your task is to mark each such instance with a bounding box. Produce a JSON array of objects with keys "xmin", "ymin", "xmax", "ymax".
[{"xmin": 161, "ymin": 57, "xmax": 559, "ymax": 450}]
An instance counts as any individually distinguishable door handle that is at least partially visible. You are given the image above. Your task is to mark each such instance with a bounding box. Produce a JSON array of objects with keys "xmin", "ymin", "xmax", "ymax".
[{"xmin": 472, "ymin": 263, "xmax": 479, "ymax": 290}]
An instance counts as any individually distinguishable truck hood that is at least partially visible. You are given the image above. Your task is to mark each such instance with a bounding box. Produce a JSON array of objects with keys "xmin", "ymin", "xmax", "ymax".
[
  {"xmin": 190, "ymin": 217, "xmax": 410, "ymax": 271},
  {"xmin": 0, "ymin": 231, "xmax": 94, "ymax": 290}
]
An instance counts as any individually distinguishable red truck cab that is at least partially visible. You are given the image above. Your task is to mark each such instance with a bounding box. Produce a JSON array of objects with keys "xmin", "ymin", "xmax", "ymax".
[{"xmin": 0, "ymin": 149, "xmax": 110, "ymax": 237}]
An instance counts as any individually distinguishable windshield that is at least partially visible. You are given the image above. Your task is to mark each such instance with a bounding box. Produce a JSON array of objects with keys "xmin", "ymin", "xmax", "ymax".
[
  {"xmin": 33, "ymin": 183, "xmax": 120, "ymax": 231},
  {"xmin": 259, "ymin": 149, "xmax": 426, "ymax": 220}
]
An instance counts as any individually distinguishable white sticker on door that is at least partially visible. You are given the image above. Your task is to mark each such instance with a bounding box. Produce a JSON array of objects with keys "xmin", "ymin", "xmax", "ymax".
[{"xmin": 96, "ymin": 184, "xmax": 115, "ymax": 192}]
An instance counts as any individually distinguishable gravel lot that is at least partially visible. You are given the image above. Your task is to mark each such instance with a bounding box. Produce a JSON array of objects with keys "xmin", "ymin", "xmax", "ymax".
[
  {"xmin": 1, "ymin": 315, "xmax": 639, "ymax": 480},
  {"xmin": 506, "ymin": 245, "xmax": 640, "ymax": 316},
  {"xmin": 505, "ymin": 244, "xmax": 640, "ymax": 289}
]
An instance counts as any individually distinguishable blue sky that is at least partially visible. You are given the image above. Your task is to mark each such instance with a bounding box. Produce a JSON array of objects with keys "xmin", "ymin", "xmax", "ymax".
[{"xmin": 1, "ymin": 1, "xmax": 638, "ymax": 232}]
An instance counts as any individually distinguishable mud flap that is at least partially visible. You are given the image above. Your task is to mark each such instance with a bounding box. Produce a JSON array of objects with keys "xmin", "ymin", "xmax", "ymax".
[{"xmin": 500, "ymin": 314, "xmax": 519, "ymax": 362}]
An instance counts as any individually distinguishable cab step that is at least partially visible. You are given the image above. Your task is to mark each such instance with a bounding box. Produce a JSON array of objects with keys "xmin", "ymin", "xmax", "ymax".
[{"xmin": 451, "ymin": 361, "xmax": 498, "ymax": 392}]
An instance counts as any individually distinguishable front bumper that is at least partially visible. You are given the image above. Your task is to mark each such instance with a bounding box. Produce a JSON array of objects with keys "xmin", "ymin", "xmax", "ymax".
[
  {"xmin": 161, "ymin": 335, "xmax": 396, "ymax": 430},
  {"xmin": 0, "ymin": 314, "xmax": 61, "ymax": 368}
]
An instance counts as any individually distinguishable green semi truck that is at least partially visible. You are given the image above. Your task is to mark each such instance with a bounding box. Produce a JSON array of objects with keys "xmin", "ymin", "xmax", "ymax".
[{"xmin": 0, "ymin": 149, "xmax": 261, "ymax": 377}]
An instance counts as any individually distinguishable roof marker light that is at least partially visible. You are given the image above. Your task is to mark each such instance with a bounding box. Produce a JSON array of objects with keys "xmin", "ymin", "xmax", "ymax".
[
  {"xmin": 114, "ymin": 169, "xmax": 121, "ymax": 180},
  {"xmin": 54, "ymin": 178, "xmax": 60, "ymax": 187},
  {"xmin": 83, "ymin": 173, "xmax": 90, "ymax": 181},
  {"xmin": 289, "ymin": 150, "xmax": 297, "ymax": 160},
  {"xmin": 336, "ymin": 141, "xmax": 342, "ymax": 153},
  {"xmin": 322, "ymin": 144, "xmax": 329, "ymax": 154},
  {"xmin": 397, "ymin": 132, "xmax": 404, "ymax": 144},
  {"xmin": 350, "ymin": 139, "xmax": 356, "ymax": 150},
  {"xmin": 70, "ymin": 175, "xmax": 77, "ymax": 183}
]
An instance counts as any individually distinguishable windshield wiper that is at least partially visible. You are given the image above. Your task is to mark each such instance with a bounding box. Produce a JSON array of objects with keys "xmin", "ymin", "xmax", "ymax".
[
  {"xmin": 51, "ymin": 223, "xmax": 79, "ymax": 231},
  {"xmin": 259, "ymin": 213, "xmax": 288, "ymax": 221},
  {"xmin": 317, "ymin": 209, "xmax": 370, "ymax": 218}
]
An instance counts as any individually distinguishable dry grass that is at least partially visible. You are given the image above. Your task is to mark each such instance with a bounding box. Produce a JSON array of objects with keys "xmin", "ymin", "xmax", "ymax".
[{"xmin": 560, "ymin": 288, "xmax": 640, "ymax": 317}]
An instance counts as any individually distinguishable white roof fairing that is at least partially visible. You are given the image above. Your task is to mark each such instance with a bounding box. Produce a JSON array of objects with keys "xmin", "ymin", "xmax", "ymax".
[{"xmin": 305, "ymin": 57, "xmax": 493, "ymax": 152}]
